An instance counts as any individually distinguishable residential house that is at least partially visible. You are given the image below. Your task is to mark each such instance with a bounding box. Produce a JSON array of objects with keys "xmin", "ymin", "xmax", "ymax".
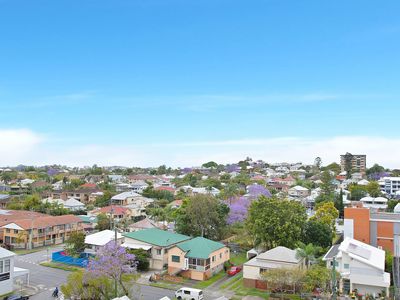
[
  {"xmin": 0, "ymin": 195, "xmax": 11, "ymax": 209},
  {"xmin": 288, "ymin": 186, "xmax": 310, "ymax": 198},
  {"xmin": 111, "ymin": 191, "xmax": 152, "ymax": 206},
  {"xmin": 344, "ymin": 206, "xmax": 400, "ymax": 253},
  {"xmin": 0, "ymin": 247, "xmax": 29, "ymax": 295},
  {"xmin": 122, "ymin": 228, "xmax": 191, "ymax": 270},
  {"xmin": 243, "ymin": 246, "xmax": 305, "ymax": 289},
  {"xmin": 85, "ymin": 229, "xmax": 123, "ymax": 253},
  {"xmin": 359, "ymin": 196, "xmax": 388, "ymax": 211},
  {"xmin": 323, "ymin": 237, "xmax": 390, "ymax": 296},
  {"xmin": 130, "ymin": 180, "xmax": 149, "ymax": 194},
  {"xmin": 1, "ymin": 214, "xmax": 83, "ymax": 249},
  {"xmin": 167, "ymin": 237, "xmax": 230, "ymax": 281},
  {"xmin": 378, "ymin": 177, "xmax": 400, "ymax": 196},
  {"xmin": 77, "ymin": 215, "xmax": 98, "ymax": 232},
  {"xmin": 90, "ymin": 205, "xmax": 132, "ymax": 221},
  {"xmin": 48, "ymin": 188, "xmax": 102, "ymax": 205},
  {"xmin": 128, "ymin": 218, "xmax": 158, "ymax": 232},
  {"xmin": 63, "ymin": 198, "xmax": 86, "ymax": 211}
]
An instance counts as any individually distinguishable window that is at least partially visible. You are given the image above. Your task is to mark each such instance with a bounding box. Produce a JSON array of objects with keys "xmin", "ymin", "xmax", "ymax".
[
  {"xmin": 4, "ymin": 260, "xmax": 10, "ymax": 272},
  {"xmin": 219, "ymin": 253, "xmax": 222, "ymax": 259},
  {"xmin": 212, "ymin": 256, "xmax": 215, "ymax": 262},
  {"xmin": 5, "ymin": 229, "xmax": 10, "ymax": 233},
  {"xmin": 14, "ymin": 230, "xmax": 18, "ymax": 234},
  {"xmin": 344, "ymin": 263, "xmax": 349, "ymax": 269},
  {"xmin": 172, "ymin": 255, "xmax": 180, "ymax": 263},
  {"xmin": 156, "ymin": 249, "xmax": 162, "ymax": 255},
  {"xmin": 0, "ymin": 261, "xmax": 3, "ymax": 273},
  {"xmin": 184, "ymin": 290, "xmax": 190, "ymax": 295}
]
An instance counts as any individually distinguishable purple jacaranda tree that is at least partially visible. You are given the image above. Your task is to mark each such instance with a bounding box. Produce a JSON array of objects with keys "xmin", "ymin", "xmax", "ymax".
[
  {"xmin": 87, "ymin": 241, "xmax": 136, "ymax": 296},
  {"xmin": 247, "ymin": 184, "xmax": 272, "ymax": 200},
  {"xmin": 181, "ymin": 167, "xmax": 193, "ymax": 174},
  {"xmin": 226, "ymin": 164, "xmax": 240, "ymax": 173},
  {"xmin": 368, "ymin": 172, "xmax": 390, "ymax": 181},
  {"xmin": 227, "ymin": 185, "xmax": 271, "ymax": 224},
  {"xmin": 228, "ymin": 196, "xmax": 250, "ymax": 224},
  {"xmin": 47, "ymin": 168, "xmax": 59, "ymax": 177}
]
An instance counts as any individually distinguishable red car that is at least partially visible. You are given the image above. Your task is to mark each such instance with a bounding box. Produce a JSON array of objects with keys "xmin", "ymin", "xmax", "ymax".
[{"xmin": 227, "ymin": 266, "xmax": 242, "ymax": 276}]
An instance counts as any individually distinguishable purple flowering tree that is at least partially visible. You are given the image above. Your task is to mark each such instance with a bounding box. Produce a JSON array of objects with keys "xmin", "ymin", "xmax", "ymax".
[
  {"xmin": 227, "ymin": 185, "xmax": 272, "ymax": 224},
  {"xmin": 247, "ymin": 184, "xmax": 272, "ymax": 200},
  {"xmin": 87, "ymin": 241, "xmax": 136, "ymax": 296}
]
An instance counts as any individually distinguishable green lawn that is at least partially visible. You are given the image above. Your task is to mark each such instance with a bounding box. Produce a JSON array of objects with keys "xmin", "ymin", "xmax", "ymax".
[
  {"xmin": 40, "ymin": 261, "xmax": 82, "ymax": 272},
  {"xmin": 219, "ymin": 274, "xmax": 242, "ymax": 290},
  {"xmin": 193, "ymin": 271, "xmax": 226, "ymax": 289},
  {"xmin": 230, "ymin": 252, "xmax": 247, "ymax": 266}
]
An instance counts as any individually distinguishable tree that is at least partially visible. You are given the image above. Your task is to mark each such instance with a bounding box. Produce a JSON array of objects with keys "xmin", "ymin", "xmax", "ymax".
[
  {"xmin": 96, "ymin": 213, "xmax": 111, "ymax": 231},
  {"xmin": 202, "ymin": 161, "xmax": 218, "ymax": 169},
  {"xmin": 311, "ymin": 201, "xmax": 339, "ymax": 232},
  {"xmin": 95, "ymin": 191, "xmax": 113, "ymax": 207},
  {"xmin": 343, "ymin": 152, "xmax": 354, "ymax": 179},
  {"xmin": 366, "ymin": 181, "xmax": 381, "ymax": 197},
  {"xmin": 314, "ymin": 157, "xmax": 322, "ymax": 170},
  {"xmin": 87, "ymin": 241, "xmax": 136, "ymax": 296},
  {"xmin": 303, "ymin": 265, "xmax": 332, "ymax": 292},
  {"xmin": 367, "ymin": 163, "xmax": 385, "ymax": 176},
  {"xmin": 317, "ymin": 171, "xmax": 335, "ymax": 203},
  {"xmin": 128, "ymin": 249, "xmax": 150, "ymax": 271},
  {"xmin": 334, "ymin": 189, "xmax": 344, "ymax": 218},
  {"xmin": 296, "ymin": 242, "xmax": 322, "ymax": 268},
  {"xmin": 175, "ymin": 194, "xmax": 229, "ymax": 240},
  {"xmin": 349, "ymin": 184, "xmax": 367, "ymax": 200},
  {"xmin": 303, "ymin": 220, "xmax": 332, "ymax": 249},
  {"xmin": 62, "ymin": 243, "xmax": 138, "ymax": 300},
  {"xmin": 322, "ymin": 162, "xmax": 341, "ymax": 174},
  {"xmin": 261, "ymin": 268, "xmax": 305, "ymax": 293},
  {"xmin": 65, "ymin": 232, "xmax": 86, "ymax": 257},
  {"xmin": 246, "ymin": 196, "xmax": 307, "ymax": 249}
]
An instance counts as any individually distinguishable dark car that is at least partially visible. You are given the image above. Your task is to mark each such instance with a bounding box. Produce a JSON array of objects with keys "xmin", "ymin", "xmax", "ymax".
[{"xmin": 3, "ymin": 295, "xmax": 29, "ymax": 300}]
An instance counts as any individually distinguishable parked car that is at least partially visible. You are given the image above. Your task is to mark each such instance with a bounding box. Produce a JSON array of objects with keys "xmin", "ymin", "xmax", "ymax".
[
  {"xmin": 3, "ymin": 295, "xmax": 29, "ymax": 300},
  {"xmin": 227, "ymin": 266, "xmax": 242, "ymax": 276},
  {"xmin": 175, "ymin": 287, "xmax": 204, "ymax": 300}
]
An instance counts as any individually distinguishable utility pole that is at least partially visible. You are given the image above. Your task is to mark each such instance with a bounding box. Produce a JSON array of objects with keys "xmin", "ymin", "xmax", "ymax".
[{"xmin": 332, "ymin": 257, "xmax": 337, "ymax": 300}]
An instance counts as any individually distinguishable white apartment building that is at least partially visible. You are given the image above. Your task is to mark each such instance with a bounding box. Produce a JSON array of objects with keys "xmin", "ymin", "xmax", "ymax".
[{"xmin": 378, "ymin": 177, "xmax": 400, "ymax": 196}]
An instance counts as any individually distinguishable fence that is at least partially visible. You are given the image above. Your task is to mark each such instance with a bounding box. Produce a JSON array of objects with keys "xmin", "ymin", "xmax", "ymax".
[{"xmin": 52, "ymin": 251, "xmax": 89, "ymax": 268}]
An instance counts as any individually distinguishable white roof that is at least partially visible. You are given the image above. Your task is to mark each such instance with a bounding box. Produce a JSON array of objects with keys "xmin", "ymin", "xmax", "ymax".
[
  {"xmin": 85, "ymin": 230, "xmax": 122, "ymax": 246},
  {"xmin": 111, "ymin": 191, "xmax": 141, "ymax": 200},
  {"xmin": 339, "ymin": 237, "xmax": 385, "ymax": 271},
  {"xmin": 290, "ymin": 185, "xmax": 309, "ymax": 191},
  {"xmin": 64, "ymin": 198, "xmax": 85, "ymax": 207},
  {"xmin": 247, "ymin": 246, "xmax": 300, "ymax": 265},
  {"xmin": 358, "ymin": 179, "xmax": 370, "ymax": 185},
  {"xmin": 360, "ymin": 196, "xmax": 374, "ymax": 203},
  {"xmin": 394, "ymin": 203, "xmax": 400, "ymax": 213},
  {"xmin": 0, "ymin": 246, "xmax": 16, "ymax": 258}
]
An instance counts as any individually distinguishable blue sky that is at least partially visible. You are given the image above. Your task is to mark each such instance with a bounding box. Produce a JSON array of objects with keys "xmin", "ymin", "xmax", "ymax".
[{"xmin": 0, "ymin": 0, "xmax": 400, "ymax": 167}]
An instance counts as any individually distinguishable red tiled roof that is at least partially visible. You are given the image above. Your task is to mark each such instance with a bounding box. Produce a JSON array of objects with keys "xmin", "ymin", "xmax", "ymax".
[
  {"xmin": 3, "ymin": 214, "xmax": 82, "ymax": 230},
  {"xmin": 80, "ymin": 183, "xmax": 98, "ymax": 189},
  {"xmin": 97, "ymin": 205, "xmax": 129, "ymax": 215},
  {"xmin": 155, "ymin": 186, "xmax": 175, "ymax": 192}
]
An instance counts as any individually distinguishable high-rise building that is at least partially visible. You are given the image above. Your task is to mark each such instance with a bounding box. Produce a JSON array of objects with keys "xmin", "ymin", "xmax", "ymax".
[{"xmin": 340, "ymin": 153, "xmax": 366, "ymax": 176}]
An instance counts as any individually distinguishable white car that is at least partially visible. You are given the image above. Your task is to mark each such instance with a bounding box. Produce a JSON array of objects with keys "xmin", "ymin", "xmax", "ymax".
[{"xmin": 175, "ymin": 287, "xmax": 204, "ymax": 300}]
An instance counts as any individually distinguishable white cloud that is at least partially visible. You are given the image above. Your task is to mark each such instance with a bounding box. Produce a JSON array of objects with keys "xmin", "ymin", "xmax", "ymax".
[{"xmin": 0, "ymin": 129, "xmax": 399, "ymax": 168}]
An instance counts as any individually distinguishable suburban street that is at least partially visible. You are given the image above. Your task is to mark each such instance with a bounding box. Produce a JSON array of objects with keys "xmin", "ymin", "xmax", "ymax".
[
  {"xmin": 14, "ymin": 246, "xmax": 69, "ymax": 299},
  {"xmin": 14, "ymin": 247, "xmax": 226, "ymax": 300}
]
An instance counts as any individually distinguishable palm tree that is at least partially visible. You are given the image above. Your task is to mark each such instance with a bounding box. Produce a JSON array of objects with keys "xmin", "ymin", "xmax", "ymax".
[{"xmin": 295, "ymin": 242, "xmax": 321, "ymax": 268}]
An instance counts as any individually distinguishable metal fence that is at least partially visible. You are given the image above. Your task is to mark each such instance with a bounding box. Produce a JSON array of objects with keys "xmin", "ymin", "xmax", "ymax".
[{"xmin": 51, "ymin": 251, "xmax": 89, "ymax": 268}]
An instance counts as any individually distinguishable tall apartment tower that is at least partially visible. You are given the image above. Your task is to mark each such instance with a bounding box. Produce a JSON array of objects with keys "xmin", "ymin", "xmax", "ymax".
[{"xmin": 340, "ymin": 153, "xmax": 366, "ymax": 176}]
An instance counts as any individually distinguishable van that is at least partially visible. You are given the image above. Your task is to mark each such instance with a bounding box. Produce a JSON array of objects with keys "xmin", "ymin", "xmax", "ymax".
[{"xmin": 175, "ymin": 287, "xmax": 204, "ymax": 300}]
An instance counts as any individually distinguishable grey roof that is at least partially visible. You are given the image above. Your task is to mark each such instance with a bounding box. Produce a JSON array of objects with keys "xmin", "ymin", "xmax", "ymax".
[
  {"xmin": 371, "ymin": 212, "xmax": 400, "ymax": 221},
  {"xmin": 323, "ymin": 244, "xmax": 340, "ymax": 260},
  {"xmin": 0, "ymin": 194, "xmax": 10, "ymax": 201},
  {"xmin": 245, "ymin": 246, "xmax": 301, "ymax": 267}
]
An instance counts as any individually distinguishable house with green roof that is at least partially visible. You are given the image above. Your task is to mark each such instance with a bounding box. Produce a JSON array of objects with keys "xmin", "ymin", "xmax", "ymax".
[
  {"xmin": 122, "ymin": 228, "xmax": 191, "ymax": 270},
  {"xmin": 167, "ymin": 237, "xmax": 230, "ymax": 281}
]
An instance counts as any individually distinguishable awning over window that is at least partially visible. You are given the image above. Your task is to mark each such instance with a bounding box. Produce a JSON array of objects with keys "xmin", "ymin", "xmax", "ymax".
[{"xmin": 121, "ymin": 242, "xmax": 152, "ymax": 250}]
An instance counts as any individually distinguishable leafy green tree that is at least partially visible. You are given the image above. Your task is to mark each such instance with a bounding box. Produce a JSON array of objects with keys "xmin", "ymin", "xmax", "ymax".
[
  {"xmin": 95, "ymin": 191, "xmax": 113, "ymax": 207},
  {"xmin": 202, "ymin": 161, "xmax": 218, "ymax": 169},
  {"xmin": 349, "ymin": 184, "xmax": 367, "ymax": 200},
  {"xmin": 387, "ymin": 200, "xmax": 400, "ymax": 212},
  {"xmin": 175, "ymin": 194, "xmax": 229, "ymax": 240},
  {"xmin": 303, "ymin": 220, "xmax": 333, "ymax": 249},
  {"xmin": 246, "ymin": 196, "xmax": 307, "ymax": 249},
  {"xmin": 343, "ymin": 152, "xmax": 354, "ymax": 179},
  {"xmin": 311, "ymin": 201, "xmax": 339, "ymax": 231},
  {"xmin": 317, "ymin": 171, "xmax": 335, "ymax": 202},
  {"xmin": 303, "ymin": 265, "xmax": 332, "ymax": 292},
  {"xmin": 96, "ymin": 213, "xmax": 111, "ymax": 231},
  {"xmin": 261, "ymin": 268, "xmax": 305, "ymax": 294},
  {"xmin": 366, "ymin": 181, "xmax": 381, "ymax": 197},
  {"xmin": 128, "ymin": 249, "xmax": 150, "ymax": 271},
  {"xmin": 65, "ymin": 231, "xmax": 86, "ymax": 257},
  {"xmin": 322, "ymin": 162, "xmax": 341, "ymax": 174},
  {"xmin": 367, "ymin": 163, "xmax": 385, "ymax": 176},
  {"xmin": 334, "ymin": 189, "xmax": 344, "ymax": 218}
]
